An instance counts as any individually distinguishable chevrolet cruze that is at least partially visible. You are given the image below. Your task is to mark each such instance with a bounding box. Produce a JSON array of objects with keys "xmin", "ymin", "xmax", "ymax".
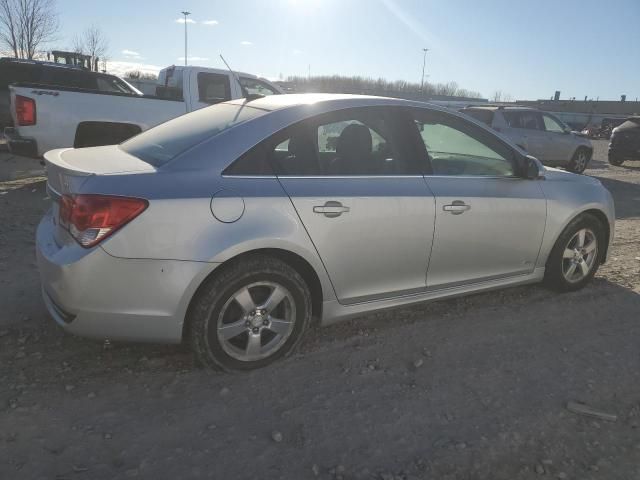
[{"xmin": 36, "ymin": 94, "xmax": 615, "ymax": 371}]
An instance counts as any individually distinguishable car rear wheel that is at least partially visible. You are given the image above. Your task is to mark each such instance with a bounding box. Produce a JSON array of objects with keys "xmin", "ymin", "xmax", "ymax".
[
  {"xmin": 544, "ymin": 213, "xmax": 604, "ymax": 292},
  {"xmin": 567, "ymin": 148, "xmax": 591, "ymax": 174},
  {"xmin": 188, "ymin": 255, "xmax": 312, "ymax": 371},
  {"xmin": 608, "ymin": 154, "xmax": 625, "ymax": 166}
]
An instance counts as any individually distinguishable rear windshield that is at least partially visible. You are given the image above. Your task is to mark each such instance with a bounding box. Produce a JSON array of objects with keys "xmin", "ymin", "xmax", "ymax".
[
  {"xmin": 120, "ymin": 103, "xmax": 268, "ymax": 166},
  {"xmin": 460, "ymin": 109, "xmax": 494, "ymax": 125}
]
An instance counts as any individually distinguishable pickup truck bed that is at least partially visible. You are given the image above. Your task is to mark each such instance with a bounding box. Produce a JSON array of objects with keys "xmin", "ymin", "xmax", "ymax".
[
  {"xmin": 7, "ymin": 83, "xmax": 186, "ymax": 157},
  {"xmin": 6, "ymin": 65, "xmax": 283, "ymax": 157}
]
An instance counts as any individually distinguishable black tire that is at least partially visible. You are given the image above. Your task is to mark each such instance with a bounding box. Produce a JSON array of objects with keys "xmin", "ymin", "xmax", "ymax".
[
  {"xmin": 567, "ymin": 147, "xmax": 591, "ymax": 174},
  {"xmin": 608, "ymin": 154, "xmax": 625, "ymax": 166},
  {"xmin": 544, "ymin": 213, "xmax": 605, "ymax": 292},
  {"xmin": 188, "ymin": 254, "xmax": 312, "ymax": 372}
]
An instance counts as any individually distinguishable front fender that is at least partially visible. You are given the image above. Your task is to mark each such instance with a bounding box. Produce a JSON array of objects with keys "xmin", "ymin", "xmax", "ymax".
[{"xmin": 537, "ymin": 176, "xmax": 614, "ymax": 267}]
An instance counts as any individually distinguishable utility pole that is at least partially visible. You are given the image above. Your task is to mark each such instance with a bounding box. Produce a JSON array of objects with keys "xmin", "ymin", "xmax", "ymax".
[
  {"xmin": 420, "ymin": 48, "xmax": 429, "ymax": 95},
  {"xmin": 181, "ymin": 11, "xmax": 191, "ymax": 66}
]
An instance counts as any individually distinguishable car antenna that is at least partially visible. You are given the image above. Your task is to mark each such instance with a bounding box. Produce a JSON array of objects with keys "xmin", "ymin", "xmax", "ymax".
[{"xmin": 219, "ymin": 54, "xmax": 263, "ymax": 101}]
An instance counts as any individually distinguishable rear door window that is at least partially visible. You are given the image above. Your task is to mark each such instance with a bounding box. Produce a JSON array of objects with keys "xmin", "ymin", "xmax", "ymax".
[
  {"xmin": 503, "ymin": 111, "xmax": 543, "ymax": 131},
  {"xmin": 460, "ymin": 109, "xmax": 494, "ymax": 125},
  {"xmin": 197, "ymin": 73, "xmax": 231, "ymax": 104},
  {"xmin": 225, "ymin": 107, "xmax": 420, "ymax": 176}
]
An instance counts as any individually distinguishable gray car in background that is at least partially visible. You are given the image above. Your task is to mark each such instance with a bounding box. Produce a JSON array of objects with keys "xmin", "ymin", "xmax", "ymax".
[
  {"xmin": 460, "ymin": 106, "xmax": 593, "ymax": 173},
  {"xmin": 36, "ymin": 94, "xmax": 614, "ymax": 371}
]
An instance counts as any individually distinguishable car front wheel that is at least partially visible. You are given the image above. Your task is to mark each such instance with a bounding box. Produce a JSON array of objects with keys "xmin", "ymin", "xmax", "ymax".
[
  {"xmin": 544, "ymin": 213, "xmax": 605, "ymax": 292},
  {"xmin": 188, "ymin": 255, "xmax": 312, "ymax": 371}
]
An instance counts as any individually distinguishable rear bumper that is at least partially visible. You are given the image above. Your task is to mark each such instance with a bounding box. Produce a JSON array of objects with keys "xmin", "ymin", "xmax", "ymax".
[
  {"xmin": 4, "ymin": 127, "xmax": 39, "ymax": 157},
  {"xmin": 36, "ymin": 209, "xmax": 218, "ymax": 344}
]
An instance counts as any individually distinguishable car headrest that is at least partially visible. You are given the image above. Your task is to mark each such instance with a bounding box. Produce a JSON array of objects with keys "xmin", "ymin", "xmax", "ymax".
[{"xmin": 336, "ymin": 124, "xmax": 372, "ymax": 160}]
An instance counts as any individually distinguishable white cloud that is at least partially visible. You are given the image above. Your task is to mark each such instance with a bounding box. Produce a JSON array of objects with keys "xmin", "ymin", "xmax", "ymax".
[
  {"xmin": 203, "ymin": 20, "xmax": 219, "ymax": 25},
  {"xmin": 293, "ymin": 49, "xmax": 302, "ymax": 55},
  {"xmin": 121, "ymin": 49, "xmax": 141, "ymax": 59},
  {"xmin": 240, "ymin": 41, "xmax": 253, "ymax": 45},
  {"xmin": 177, "ymin": 56, "xmax": 209, "ymax": 62},
  {"xmin": 106, "ymin": 60, "xmax": 162, "ymax": 78},
  {"xmin": 175, "ymin": 17, "xmax": 196, "ymax": 24}
]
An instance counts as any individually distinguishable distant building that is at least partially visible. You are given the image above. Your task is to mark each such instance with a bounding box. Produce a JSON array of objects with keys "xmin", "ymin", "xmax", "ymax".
[{"xmin": 516, "ymin": 99, "xmax": 640, "ymax": 128}]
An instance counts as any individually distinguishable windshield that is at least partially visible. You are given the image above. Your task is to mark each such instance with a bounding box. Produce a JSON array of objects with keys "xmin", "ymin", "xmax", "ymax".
[{"xmin": 120, "ymin": 102, "xmax": 268, "ymax": 166}]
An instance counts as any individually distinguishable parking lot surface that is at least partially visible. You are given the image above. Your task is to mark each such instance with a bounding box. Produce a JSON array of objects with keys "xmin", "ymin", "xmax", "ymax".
[{"xmin": 1, "ymin": 141, "xmax": 639, "ymax": 479}]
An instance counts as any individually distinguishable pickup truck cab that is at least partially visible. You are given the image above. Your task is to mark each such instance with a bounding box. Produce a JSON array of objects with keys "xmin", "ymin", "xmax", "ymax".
[{"xmin": 6, "ymin": 65, "xmax": 282, "ymax": 157}]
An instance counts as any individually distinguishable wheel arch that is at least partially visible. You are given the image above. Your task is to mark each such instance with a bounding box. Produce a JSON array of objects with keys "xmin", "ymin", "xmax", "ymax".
[
  {"xmin": 581, "ymin": 208, "xmax": 611, "ymax": 263},
  {"xmin": 547, "ymin": 208, "xmax": 611, "ymax": 267},
  {"xmin": 181, "ymin": 247, "xmax": 325, "ymax": 342}
]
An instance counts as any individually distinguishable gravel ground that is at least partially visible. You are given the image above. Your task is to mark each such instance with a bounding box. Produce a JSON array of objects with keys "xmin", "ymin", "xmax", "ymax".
[{"xmin": 1, "ymin": 140, "xmax": 639, "ymax": 480}]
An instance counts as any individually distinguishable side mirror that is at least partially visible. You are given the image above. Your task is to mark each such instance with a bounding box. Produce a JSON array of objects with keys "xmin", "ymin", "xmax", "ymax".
[{"xmin": 524, "ymin": 155, "xmax": 544, "ymax": 180}]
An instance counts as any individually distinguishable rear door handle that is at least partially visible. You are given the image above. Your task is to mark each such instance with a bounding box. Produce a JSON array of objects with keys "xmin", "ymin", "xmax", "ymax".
[
  {"xmin": 313, "ymin": 201, "xmax": 350, "ymax": 218},
  {"xmin": 443, "ymin": 201, "xmax": 471, "ymax": 215}
]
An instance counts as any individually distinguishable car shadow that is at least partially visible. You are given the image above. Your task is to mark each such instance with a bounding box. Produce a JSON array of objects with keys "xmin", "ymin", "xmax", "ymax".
[{"xmin": 592, "ymin": 176, "xmax": 640, "ymax": 219}]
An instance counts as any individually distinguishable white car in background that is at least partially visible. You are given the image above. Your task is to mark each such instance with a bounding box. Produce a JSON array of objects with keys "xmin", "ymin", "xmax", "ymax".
[{"xmin": 460, "ymin": 106, "xmax": 593, "ymax": 173}]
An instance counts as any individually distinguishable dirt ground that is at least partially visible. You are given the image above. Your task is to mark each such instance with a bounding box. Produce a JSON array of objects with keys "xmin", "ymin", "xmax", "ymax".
[{"xmin": 1, "ymin": 141, "xmax": 639, "ymax": 480}]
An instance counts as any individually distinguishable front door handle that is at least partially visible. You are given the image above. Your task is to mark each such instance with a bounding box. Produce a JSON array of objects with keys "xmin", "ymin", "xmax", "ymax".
[
  {"xmin": 443, "ymin": 200, "xmax": 471, "ymax": 215},
  {"xmin": 313, "ymin": 201, "xmax": 350, "ymax": 218}
]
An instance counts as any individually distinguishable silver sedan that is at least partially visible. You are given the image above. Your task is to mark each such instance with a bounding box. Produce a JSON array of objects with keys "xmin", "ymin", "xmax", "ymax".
[{"xmin": 36, "ymin": 94, "xmax": 615, "ymax": 371}]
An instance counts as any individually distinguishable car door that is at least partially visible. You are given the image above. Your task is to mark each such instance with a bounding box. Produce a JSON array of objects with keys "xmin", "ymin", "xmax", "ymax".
[
  {"xmin": 409, "ymin": 108, "xmax": 547, "ymax": 289},
  {"xmin": 273, "ymin": 107, "xmax": 436, "ymax": 304},
  {"xmin": 502, "ymin": 110, "xmax": 548, "ymax": 161},
  {"xmin": 541, "ymin": 113, "xmax": 575, "ymax": 162}
]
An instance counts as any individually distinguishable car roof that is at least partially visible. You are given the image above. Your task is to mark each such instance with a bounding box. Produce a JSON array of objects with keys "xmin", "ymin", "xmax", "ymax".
[
  {"xmin": 0, "ymin": 57, "xmax": 85, "ymax": 70},
  {"xmin": 463, "ymin": 105, "xmax": 538, "ymax": 112},
  {"xmin": 164, "ymin": 65, "xmax": 262, "ymax": 79},
  {"xmin": 0, "ymin": 57, "xmax": 122, "ymax": 79},
  {"xmin": 227, "ymin": 93, "xmax": 453, "ymax": 113}
]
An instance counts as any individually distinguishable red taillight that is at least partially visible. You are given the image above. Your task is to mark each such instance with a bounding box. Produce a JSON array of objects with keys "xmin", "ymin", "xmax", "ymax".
[
  {"xmin": 59, "ymin": 194, "xmax": 148, "ymax": 248},
  {"xmin": 15, "ymin": 95, "xmax": 36, "ymax": 126}
]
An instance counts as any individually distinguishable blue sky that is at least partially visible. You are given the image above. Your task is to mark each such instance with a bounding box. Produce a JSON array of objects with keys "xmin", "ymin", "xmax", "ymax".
[{"xmin": 54, "ymin": 0, "xmax": 639, "ymax": 100}]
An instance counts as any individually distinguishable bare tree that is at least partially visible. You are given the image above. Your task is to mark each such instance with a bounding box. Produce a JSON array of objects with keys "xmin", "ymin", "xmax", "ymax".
[
  {"xmin": 125, "ymin": 70, "xmax": 157, "ymax": 80},
  {"xmin": 73, "ymin": 25, "xmax": 108, "ymax": 70},
  {"xmin": 492, "ymin": 90, "xmax": 514, "ymax": 103},
  {"xmin": 0, "ymin": 0, "xmax": 59, "ymax": 59}
]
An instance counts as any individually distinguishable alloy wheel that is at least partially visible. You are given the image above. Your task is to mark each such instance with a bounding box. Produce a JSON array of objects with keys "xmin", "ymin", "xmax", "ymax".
[
  {"xmin": 574, "ymin": 151, "xmax": 588, "ymax": 172},
  {"xmin": 216, "ymin": 281, "xmax": 296, "ymax": 361},
  {"xmin": 562, "ymin": 228, "xmax": 598, "ymax": 283}
]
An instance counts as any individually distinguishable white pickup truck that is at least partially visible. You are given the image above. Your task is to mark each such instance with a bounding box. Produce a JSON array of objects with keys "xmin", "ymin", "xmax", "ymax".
[{"xmin": 5, "ymin": 65, "xmax": 282, "ymax": 157}]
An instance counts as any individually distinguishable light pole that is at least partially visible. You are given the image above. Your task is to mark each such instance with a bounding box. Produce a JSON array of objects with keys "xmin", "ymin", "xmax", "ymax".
[
  {"xmin": 181, "ymin": 11, "xmax": 191, "ymax": 66},
  {"xmin": 420, "ymin": 48, "xmax": 429, "ymax": 95}
]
